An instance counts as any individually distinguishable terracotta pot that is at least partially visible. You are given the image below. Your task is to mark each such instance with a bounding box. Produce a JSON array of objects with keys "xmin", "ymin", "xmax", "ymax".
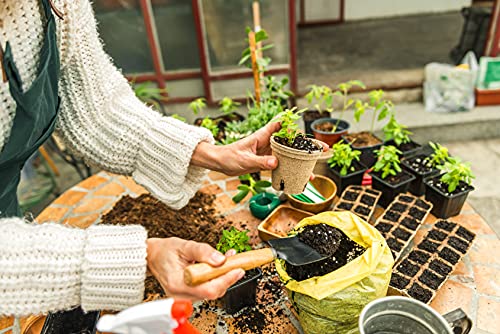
[
  {"xmin": 311, "ymin": 118, "xmax": 350, "ymax": 147},
  {"xmin": 270, "ymin": 137, "xmax": 323, "ymax": 194}
]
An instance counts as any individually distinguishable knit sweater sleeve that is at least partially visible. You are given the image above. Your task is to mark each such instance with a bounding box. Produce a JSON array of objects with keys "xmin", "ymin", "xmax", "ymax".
[
  {"xmin": 54, "ymin": 0, "xmax": 213, "ymax": 209},
  {"xmin": 0, "ymin": 217, "xmax": 147, "ymax": 317}
]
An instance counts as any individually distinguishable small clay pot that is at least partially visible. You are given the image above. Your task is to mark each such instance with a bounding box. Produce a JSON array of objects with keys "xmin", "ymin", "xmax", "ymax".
[
  {"xmin": 311, "ymin": 118, "xmax": 350, "ymax": 147},
  {"xmin": 270, "ymin": 137, "xmax": 323, "ymax": 194}
]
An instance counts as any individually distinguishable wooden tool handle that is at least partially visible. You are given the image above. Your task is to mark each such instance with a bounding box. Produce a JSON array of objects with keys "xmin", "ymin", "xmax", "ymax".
[{"xmin": 184, "ymin": 248, "xmax": 275, "ymax": 286}]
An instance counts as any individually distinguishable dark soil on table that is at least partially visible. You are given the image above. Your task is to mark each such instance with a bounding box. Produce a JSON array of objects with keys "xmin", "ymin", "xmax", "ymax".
[
  {"xmin": 286, "ymin": 224, "xmax": 366, "ymax": 281},
  {"xmin": 402, "ymin": 155, "xmax": 436, "ymax": 174},
  {"xmin": 101, "ymin": 192, "xmax": 231, "ymax": 300},
  {"xmin": 274, "ymin": 135, "xmax": 321, "ymax": 153},
  {"xmin": 343, "ymin": 131, "xmax": 382, "ymax": 148}
]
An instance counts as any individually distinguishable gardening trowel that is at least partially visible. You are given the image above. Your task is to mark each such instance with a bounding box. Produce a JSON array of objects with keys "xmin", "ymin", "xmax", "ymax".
[{"xmin": 184, "ymin": 236, "xmax": 331, "ymax": 286}]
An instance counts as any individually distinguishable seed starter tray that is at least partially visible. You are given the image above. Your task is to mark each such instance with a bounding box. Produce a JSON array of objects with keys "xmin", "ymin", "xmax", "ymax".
[
  {"xmin": 373, "ymin": 193, "xmax": 433, "ymax": 261},
  {"xmin": 334, "ymin": 185, "xmax": 382, "ymax": 222},
  {"xmin": 388, "ymin": 220, "xmax": 476, "ymax": 304}
]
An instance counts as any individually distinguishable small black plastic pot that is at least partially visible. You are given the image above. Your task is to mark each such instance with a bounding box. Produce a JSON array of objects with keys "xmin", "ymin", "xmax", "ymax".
[
  {"xmin": 385, "ymin": 139, "xmax": 423, "ymax": 158},
  {"xmin": 401, "ymin": 155, "xmax": 440, "ymax": 196},
  {"xmin": 41, "ymin": 307, "xmax": 100, "ymax": 334},
  {"xmin": 223, "ymin": 268, "xmax": 262, "ymax": 314},
  {"xmin": 342, "ymin": 134, "xmax": 384, "ymax": 168},
  {"xmin": 329, "ymin": 161, "xmax": 368, "ymax": 195},
  {"xmin": 303, "ymin": 110, "xmax": 330, "ymax": 135},
  {"xmin": 371, "ymin": 171, "xmax": 416, "ymax": 208},
  {"xmin": 424, "ymin": 175, "xmax": 475, "ymax": 219}
]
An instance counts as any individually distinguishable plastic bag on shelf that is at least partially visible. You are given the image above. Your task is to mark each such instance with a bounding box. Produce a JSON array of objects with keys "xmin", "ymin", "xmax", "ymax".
[{"xmin": 424, "ymin": 51, "xmax": 478, "ymax": 112}]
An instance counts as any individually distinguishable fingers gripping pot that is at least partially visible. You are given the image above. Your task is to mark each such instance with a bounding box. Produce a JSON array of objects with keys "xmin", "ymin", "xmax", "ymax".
[
  {"xmin": 270, "ymin": 136, "xmax": 323, "ymax": 194},
  {"xmin": 275, "ymin": 211, "xmax": 394, "ymax": 334}
]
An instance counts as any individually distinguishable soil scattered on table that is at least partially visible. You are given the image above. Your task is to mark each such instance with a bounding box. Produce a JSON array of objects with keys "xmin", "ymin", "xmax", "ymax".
[
  {"xmin": 286, "ymin": 224, "xmax": 366, "ymax": 281},
  {"xmin": 101, "ymin": 192, "xmax": 231, "ymax": 300}
]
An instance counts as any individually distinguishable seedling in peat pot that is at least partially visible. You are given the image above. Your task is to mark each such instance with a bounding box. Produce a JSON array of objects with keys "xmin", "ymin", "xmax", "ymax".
[
  {"xmin": 273, "ymin": 107, "xmax": 304, "ymax": 146},
  {"xmin": 373, "ymin": 146, "xmax": 403, "ymax": 179},
  {"xmin": 328, "ymin": 141, "xmax": 361, "ymax": 176},
  {"xmin": 232, "ymin": 174, "xmax": 272, "ymax": 203}
]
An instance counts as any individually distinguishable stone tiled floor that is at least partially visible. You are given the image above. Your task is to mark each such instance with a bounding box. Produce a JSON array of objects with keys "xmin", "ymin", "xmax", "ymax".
[{"xmin": 2, "ymin": 171, "xmax": 499, "ymax": 334}]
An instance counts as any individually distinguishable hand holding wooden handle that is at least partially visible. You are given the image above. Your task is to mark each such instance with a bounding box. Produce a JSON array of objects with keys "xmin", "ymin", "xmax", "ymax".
[{"xmin": 184, "ymin": 248, "xmax": 275, "ymax": 286}]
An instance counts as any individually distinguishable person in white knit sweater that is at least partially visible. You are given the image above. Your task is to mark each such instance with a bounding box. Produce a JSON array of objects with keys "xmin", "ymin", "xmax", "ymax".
[{"xmin": 0, "ymin": 0, "xmax": 291, "ymax": 317}]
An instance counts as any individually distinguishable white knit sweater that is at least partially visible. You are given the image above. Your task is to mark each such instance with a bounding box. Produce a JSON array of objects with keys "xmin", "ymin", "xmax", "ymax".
[{"xmin": 0, "ymin": 0, "xmax": 213, "ymax": 316}]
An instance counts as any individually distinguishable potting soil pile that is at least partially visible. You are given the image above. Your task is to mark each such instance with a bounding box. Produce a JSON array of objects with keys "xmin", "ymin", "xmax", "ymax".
[
  {"xmin": 101, "ymin": 192, "xmax": 230, "ymax": 300},
  {"xmin": 276, "ymin": 211, "xmax": 394, "ymax": 334}
]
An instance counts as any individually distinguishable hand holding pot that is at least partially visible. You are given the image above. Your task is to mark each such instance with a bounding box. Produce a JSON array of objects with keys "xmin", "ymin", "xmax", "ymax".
[{"xmin": 146, "ymin": 237, "xmax": 244, "ymax": 300}]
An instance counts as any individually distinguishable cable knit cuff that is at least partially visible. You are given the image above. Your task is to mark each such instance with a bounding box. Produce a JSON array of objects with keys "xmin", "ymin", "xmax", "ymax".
[
  {"xmin": 133, "ymin": 116, "xmax": 214, "ymax": 209},
  {"xmin": 81, "ymin": 225, "xmax": 147, "ymax": 312}
]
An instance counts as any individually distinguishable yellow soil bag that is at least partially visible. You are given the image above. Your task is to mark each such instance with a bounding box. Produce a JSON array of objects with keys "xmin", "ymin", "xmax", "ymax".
[{"xmin": 275, "ymin": 211, "xmax": 394, "ymax": 334}]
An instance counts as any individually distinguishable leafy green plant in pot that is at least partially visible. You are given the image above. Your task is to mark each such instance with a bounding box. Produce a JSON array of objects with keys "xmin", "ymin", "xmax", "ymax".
[
  {"xmin": 270, "ymin": 108, "xmax": 323, "ymax": 194},
  {"xmin": 382, "ymin": 114, "xmax": 422, "ymax": 158},
  {"xmin": 307, "ymin": 81, "xmax": 365, "ymax": 146},
  {"xmin": 424, "ymin": 158, "xmax": 475, "ymax": 218},
  {"xmin": 343, "ymin": 89, "xmax": 393, "ymax": 168},
  {"xmin": 328, "ymin": 141, "xmax": 367, "ymax": 194},
  {"xmin": 370, "ymin": 145, "xmax": 416, "ymax": 207},
  {"xmin": 216, "ymin": 227, "xmax": 262, "ymax": 314},
  {"xmin": 401, "ymin": 142, "xmax": 447, "ymax": 196}
]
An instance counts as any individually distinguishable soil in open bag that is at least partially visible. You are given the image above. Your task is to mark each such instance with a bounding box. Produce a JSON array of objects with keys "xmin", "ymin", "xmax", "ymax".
[{"xmin": 275, "ymin": 211, "xmax": 394, "ymax": 334}]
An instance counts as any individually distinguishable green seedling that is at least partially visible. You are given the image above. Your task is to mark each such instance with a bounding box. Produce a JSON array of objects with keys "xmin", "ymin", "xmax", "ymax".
[
  {"xmin": 200, "ymin": 117, "xmax": 219, "ymax": 137},
  {"xmin": 328, "ymin": 141, "xmax": 362, "ymax": 176},
  {"xmin": 132, "ymin": 81, "xmax": 167, "ymax": 111},
  {"xmin": 219, "ymin": 97, "xmax": 241, "ymax": 115},
  {"xmin": 383, "ymin": 115, "xmax": 412, "ymax": 146},
  {"xmin": 239, "ymin": 28, "xmax": 274, "ymax": 71},
  {"xmin": 354, "ymin": 89, "xmax": 393, "ymax": 133},
  {"xmin": 170, "ymin": 114, "xmax": 186, "ymax": 122},
  {"xmin": 232, "ymin": 174, "xmax": 271, "ymax": 203},
  {"xmin": 188, "ymin": 97, "xmax": 206, "ymax": 115},
  {"xmin": 437, "ymin": 158, "xmax": 475, "ymax": 193},
  {"xmin": 305, "ymin": 81, "xmax": 365, "ymax": 132},
  {"xmin": 373, "ymin": 145, "xmax": 403, "ymax": 179},
  {"xmin": 216, "ymin": 227, "xmax": 252, "ymax": 254},
  {"xmin": 426, "ymin": 142, "xmax": 451, "ymax": 168},
  {"xmin": 273, "ymin": 107, "xmax": 306, "ymax": 145}
]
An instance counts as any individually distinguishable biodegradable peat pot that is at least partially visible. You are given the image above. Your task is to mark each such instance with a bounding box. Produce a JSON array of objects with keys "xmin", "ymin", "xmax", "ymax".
[
  {"xmin": 424, "ymin": 175, "xmax": 474, "ymax": 219},
  {"xmin": 371, "ymin": 171, "xmax": 416, "ymax": 208},
  {"xmin": 311, "ymin": 118, "xmax": 350, "ymax": 147},
  {"xmin": 270, "ymin": 136, "xmax": 323, "ymax": 194},
  {"xmin": 329, "ymin": 161, "xmax": 368, "ymax": 195},
  {"xmin": 401, "ymin": 154, "xmax": 440, "ymax": 196},
  {"xmin": 303, "ymin": 110, "xmax": 330, "ymax": 135},
  {"xmin": 343, "ymin": 132, "xmax": 383, "ymax": 168},
  {"xmin": 385, "ymin": 139, "xmax": 423, "ymax": 158},
  {"xmin": 223, "ymin": 268, "xmax": 262, "ymax": 314}
]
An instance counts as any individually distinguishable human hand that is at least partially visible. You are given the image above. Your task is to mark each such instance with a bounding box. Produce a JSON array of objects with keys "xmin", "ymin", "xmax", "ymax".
[{"xmin": 146, "ymin": 237, "xmax": 244, "ymax": 300}]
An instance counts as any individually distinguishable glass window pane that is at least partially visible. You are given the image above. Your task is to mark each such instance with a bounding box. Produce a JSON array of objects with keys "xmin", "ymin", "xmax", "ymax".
[
  {"xmin": 201, "ymin": 0, "xmax": 289, "ymax": 72},
  {"xmin": 93, "ymin": 0, "xmax": 154, "ymax": 73},
  {"xmin": 152, "ymin": 0, "xmax": 201, "ymax": 71}
]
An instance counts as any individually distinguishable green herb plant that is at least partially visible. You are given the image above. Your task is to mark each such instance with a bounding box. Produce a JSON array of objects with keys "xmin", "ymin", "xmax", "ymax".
[
  {"xmin": 216, "ymin": 227, "xmax": 252, "ymax": 254},
  {"xmin": 354, "ymin": 89, "xmax": 393, "ymax": 134},
  {"xmin": 373, "ymin": 145, "xmax": 403, "ymax": 179},
  {"xmin": 306, "ymin": 80, "xmax": 365, "ymax": 132},
  {"xmin": 437, "ymin": 159, "xmax": 475, "ymax": 193},
  {"xmin": 219, "ymin": 97, "xmax": 241, "ymax": 115},
  {"xmin": 170, "ymin": 114, "xmax": 186, "ymax": 122},
  {"xmin": 232, "ymin": 174, "xmax": 271, "ymax": 203},
  {"xmin": 328, "ymin": 141, "xmax": 361, "ymax": 176},
  {"xmin": 383, "ymin": 115, "xmax": 412, "ymax": 146},
  {"xmin": 425, "ymin": 142, "xmax": 451, "ymax": 168},
  {"xmin": 273, "ymin": 107, "xmax": 305, "ymax": 146},
  {"xmin": 200, "ymin": 117, "xmax": 219, "ymax": 137},
  {"xmin": 132, "ymin": 81, "xmax": 167, "ymax": 111},
  {"xmin": 188, "ymin": 98, "xmax": 206, "ymax": 115}
]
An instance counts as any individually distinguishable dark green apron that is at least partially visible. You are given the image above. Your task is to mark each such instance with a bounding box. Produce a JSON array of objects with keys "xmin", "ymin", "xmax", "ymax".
[{"xmin": 0, "ymin": 0, "xmax": 60, "ymax": 218}]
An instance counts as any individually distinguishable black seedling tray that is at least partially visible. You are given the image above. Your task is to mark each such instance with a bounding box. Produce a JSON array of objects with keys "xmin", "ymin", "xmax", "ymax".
[{"xmin": 334, "ymin": 185, "xmax": 382, "ymax": 222}]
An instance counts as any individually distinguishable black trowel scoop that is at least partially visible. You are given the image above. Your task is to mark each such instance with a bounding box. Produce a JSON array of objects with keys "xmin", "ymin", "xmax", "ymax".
[{"xmin": 184, "ymin": 235, "xmax": 334, "ymax": 286}]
